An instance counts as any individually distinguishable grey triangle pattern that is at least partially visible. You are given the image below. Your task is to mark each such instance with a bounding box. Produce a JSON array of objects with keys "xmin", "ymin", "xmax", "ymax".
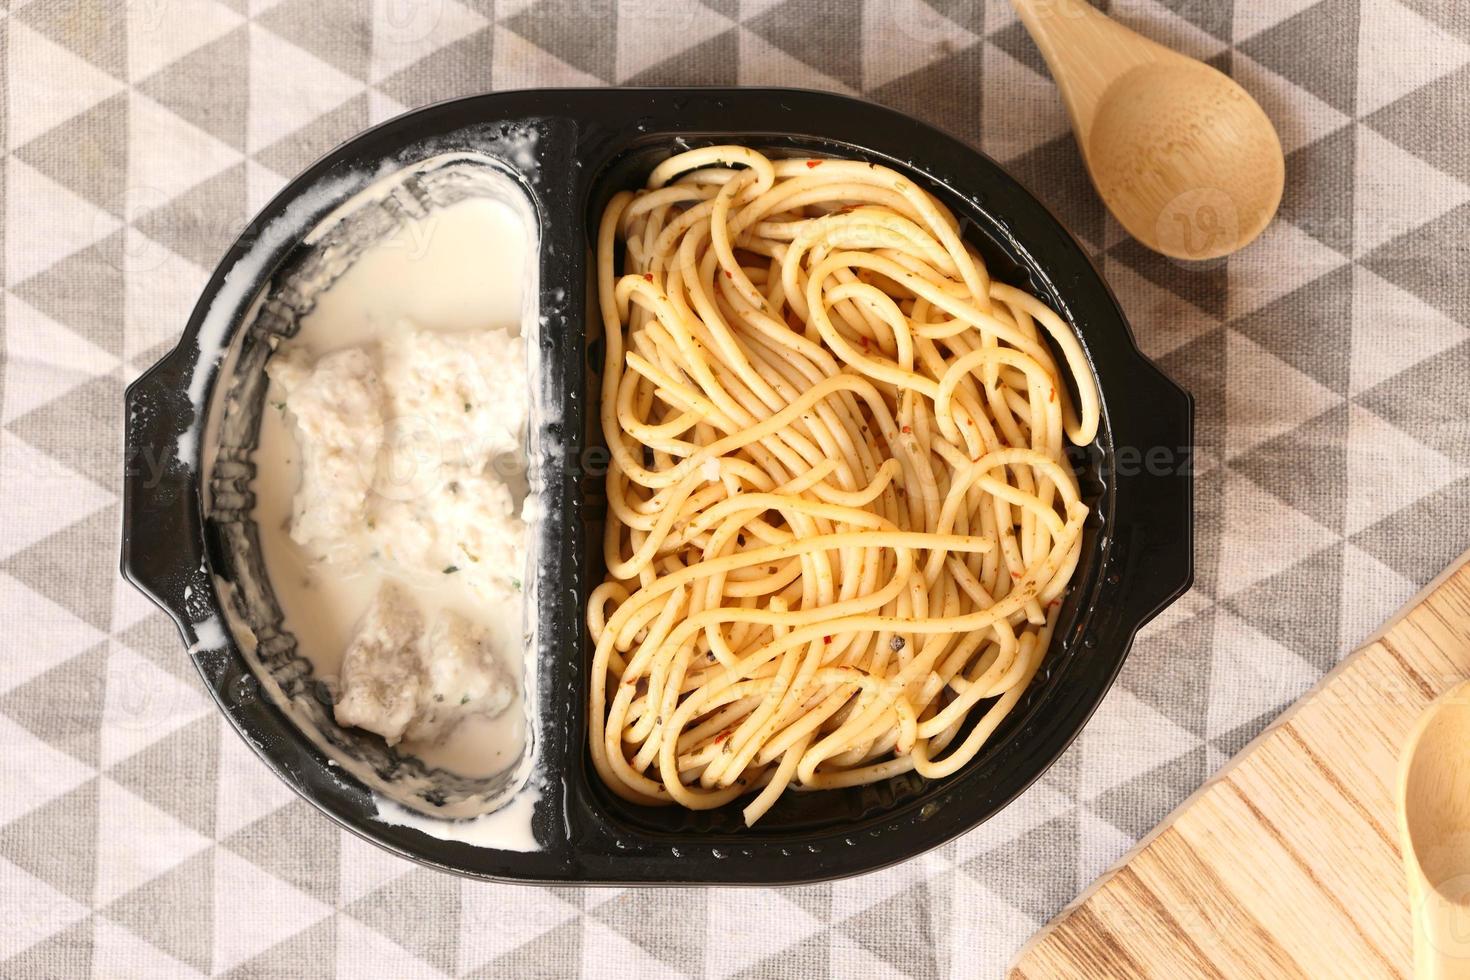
[
  {"xmin": 1398, "ymin": 0, "xmax": 1470, "ymax": 43},
  {"xmin": 130, "ymin": 335, "xmax": 188, "ymax": 375},
  {"xmin": 346, "ymin": 868, "xmax": 461, "ymax": 974},
  {"xmin": 254, "ymin": 95, "xmax": 371, "ymax": 181},
  {"xmin": 1003, "ymin": 133, "xmax": 1107, "ymax": 249},
  {"xmin": 1108, "ymin": 237, "xmax": 1229, "ymax": 317},
  {"xmin": 588, "ymin": 890, "xmax": 707, "ymax": 976},
  {"xmin": 1119, "ymin": 606, "xmax": 1216, "ymax": 739},
  {"xmin": 106, "ymin": 715, "xmax": 220, "ymax": 840},
  {"xmin": 11, "ymin": 231, "xmax": 126, "ymax": 358},
  {"xmin": 746, "ymin": 0, "xmax": 865, "ymax": 90},
  {"xmin": 962, "ymin": 810, "xmax": 1079, "ymax": 921},
  {"xmin": 701, "ymin": 0, "xmax": 740, "ymax": 20},
  {"xmin": 7, "ymin": 372, "xmax": 125, "ymax": 492},
  {"xmin": 1089, "ymin": 745, "xmax": 1210, "ymax": 840},
  {"xmin": 1158, "ymin": 329, "xmax": 1228, "ymax": 599},
  {"xmin": 502, "ymin": 0, "xmax": 619, "ymax": 82},
  {"xmin": 117, "ymin": 613, "xmax": 197, "ymax": 685},
  {"xmin": 1158, "ymin": 328, "xmax": 1229, "ymax": 453},
  {"xmin": 1205, "ymin": 45, "xmax": 1233, "ymax": 77},
  {"xmin": 14, "ymin": 92, "xmax": 129, "ymax": 219},
  {"xmin": 221, "ymin": 800, "xmax": 340, "ymax": 907},
  {"xmin": 136, "ymin": 26, "xmax": 250, "ymax": 151},
  {"xmin": 782, "ymin": 881, "xmax": 834, "ymax": 924},
  {"xmin": 16, "ymin": 0, "xmax": 127, "ymax": 81},
  {"xmin": 1361, "ymin": 202, "xmax": 1470, "ymax": 323},
  {"xmin": 1364, "ymin": 64, "xmax": 1470, "ymax": 185},
  {"xmin": 1159, "ymin": 0, "xmax": 1233, "ymax": 42},
  {"xmin": 1, "ymin": 506, "xmax": 121, "ymax": 632},
  {"xmin": 1280, "ymin": 124, "xmax": 1355, "ymax": 255},
  {"xmin": 1038, "ymin": 733, "xmax": 1083, "ymax": 803},
  {"xmin": 258, "ymin": 0, "xmax": 373, "ymax": 82},
  {"xmin": 0, "ymin": 128, "xmax": 6, "ymax": 343},
  {"xmin": 868, "ymin": 39, "xmax": 988, "ymax": 150},
  {"xmin": 378, "ymin": 27, "xmax": 496, "ymax": 110},
  {"xmin": 925, "ymin": 0, "xmax": 985, "ymax": 37},
  {"xmin": 4, "ymin": 1, "xmax": 1470, "ymax": 976},
  {"xmin": 731, "ymin": 931, "xmax": 830, "ymax": 980},
  {"xmin": 474, "ymin": 916, "xmax": 583, "ymax": 979},
  {"xmin": 135, "ymin": 163, "xmax": 249, "ymax": 271},
  {"xmin": 1352, "ymin": 473, "xmax": 1470, "ymax": 585},
  {"xmin": 837, "ymin": 872, "xmax": 952, "ymax": 978},
  {"xmin": 0, "ymin": 15, "xmax": 5, "ymax": 213},
  {"xmin": 1356, "ymin": 340, "xmax": 1470, "ymax": 463},
  {"xmin": 0, "ymin": 778, "xmax": 99, "ymax": 906},
  {"xmin": 1211, "ymin": 707, "xmax": 1282, "ymax": 758},
  {"xmin": 988, "ymin": 19, "xmax": 1048, "ymax": 78},
  {"xmin": 0, "ymin": 915, "xmax": 94, "ymax": 979},
  {"xmin": 225, "ymin": 913, "xmax": 336, "ymax": 980},
  {"xmin": 0, "ymin": 643, "xmax": 108, "ymax": 768},
  {"xmin": 623, "ymin": 28, "xmax": 741, "ymax": 87},
  {"xmin": 1231, "ymin": 265, "xmax": 1353, "ymax": 395},
  {"xmin": 101, "ymin": 849, "xmax": 215, "ymax": 974},
  {"xmin": 0, "ymin": 282, "xmax": 6, "ymax": 412},
  {"xmin": 1222, "ymin": 542, "xmax": 1345, "ymax": 672},
  {"xmin": 1237, "ymin": 0, "xmax": 1362, "ymax": 114},
  {"xmin": 1231, "ymin": 403, "xmax": 1349, "ymax": 534}
]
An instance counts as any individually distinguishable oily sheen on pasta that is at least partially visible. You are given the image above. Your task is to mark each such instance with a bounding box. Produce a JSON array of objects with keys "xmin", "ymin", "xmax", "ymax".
[{"xmin": 587, "ymin": 146, "xmax": 1100, "ymax": 826}]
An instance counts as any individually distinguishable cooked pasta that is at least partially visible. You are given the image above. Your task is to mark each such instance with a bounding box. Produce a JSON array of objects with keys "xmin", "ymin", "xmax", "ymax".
[{"xmin": 587, "ymin": 146, "xmax": 1099, "ymax": 825}]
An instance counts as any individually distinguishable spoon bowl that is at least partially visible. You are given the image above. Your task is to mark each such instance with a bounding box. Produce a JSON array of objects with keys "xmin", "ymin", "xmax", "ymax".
[
  {"xmin": 1399, "ymin": 679, "xmax": 1470, "ymax": 978},
  {"xmin": 1088, "ymin": 60, "xmax": 1284, "ymax": 261},
  {"xmin": 1012, "ymin": 0, "xmax": 1285, "ymax": 260}
]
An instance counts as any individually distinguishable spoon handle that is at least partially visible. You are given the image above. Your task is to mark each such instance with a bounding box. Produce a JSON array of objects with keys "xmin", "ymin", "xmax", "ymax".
[{"xmin": 1008, "ymin": 0, "xmax": 1168, "ymax": 139}]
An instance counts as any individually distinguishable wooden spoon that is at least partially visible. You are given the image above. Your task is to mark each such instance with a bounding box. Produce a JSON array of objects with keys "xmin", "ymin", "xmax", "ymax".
[
  {"xmin": 1010, "ymin": 0, "xmax": 1284, "ymax": 260},
  {"xmin": 1399, "ymin": 679, "xmax": 1470, "ymax": 979}
]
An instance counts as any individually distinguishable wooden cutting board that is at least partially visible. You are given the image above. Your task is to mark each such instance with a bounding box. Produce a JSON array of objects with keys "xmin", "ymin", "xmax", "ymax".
[{"xmin": 1011, "ymin": 551, "xmax": 1470, "ymax": 979}]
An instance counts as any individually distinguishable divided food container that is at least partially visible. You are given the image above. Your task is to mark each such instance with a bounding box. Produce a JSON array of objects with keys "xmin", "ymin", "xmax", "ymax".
[{"xmin": 121, "ymin": 88, "xmax": 1192, "ymax": 884}]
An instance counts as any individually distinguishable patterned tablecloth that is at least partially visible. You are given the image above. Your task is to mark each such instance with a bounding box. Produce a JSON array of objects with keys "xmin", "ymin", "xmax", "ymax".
[{"xmin": 3, "ymin": 0, "xmax": 1469, "ymax": 976}]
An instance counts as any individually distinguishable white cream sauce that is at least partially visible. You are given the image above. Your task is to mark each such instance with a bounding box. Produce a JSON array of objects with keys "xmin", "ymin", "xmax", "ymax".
[
  {"xmin": 253, "ymin": 196, "xmax": 532, "ymax": 780},
  {"xmin": 372, "ymin": 784, "xmax": 541, "ymax": 853}
]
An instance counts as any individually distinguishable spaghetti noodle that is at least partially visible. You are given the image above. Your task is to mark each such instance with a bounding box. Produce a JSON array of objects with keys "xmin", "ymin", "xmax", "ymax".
[{"xmin": 588, "ymin": 146, "xmax": 1100, "ymax": 825}]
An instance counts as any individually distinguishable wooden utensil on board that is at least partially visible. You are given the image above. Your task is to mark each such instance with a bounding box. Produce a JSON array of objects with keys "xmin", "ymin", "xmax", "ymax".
[
  {"xmin": 1009, "ymin": 0, "xmax": 1284, "ymax": 261},
  {"xmin": 1400, "ymin": 680, "xmax": 1470, "ymax": 979},
  {"xmin": 1011, "ymin": 551, "xmax": 1470, "ymax": 978}
]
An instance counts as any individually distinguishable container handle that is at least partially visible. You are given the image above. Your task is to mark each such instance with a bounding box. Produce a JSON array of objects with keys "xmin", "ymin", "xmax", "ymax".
[
  {"xmin": 1110, "ymin": 363, "xmax": 1195, "ymax": 626},
  {"xmin": 120, "ymin": 346, "xmax": 211, "ymax": 643}
]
